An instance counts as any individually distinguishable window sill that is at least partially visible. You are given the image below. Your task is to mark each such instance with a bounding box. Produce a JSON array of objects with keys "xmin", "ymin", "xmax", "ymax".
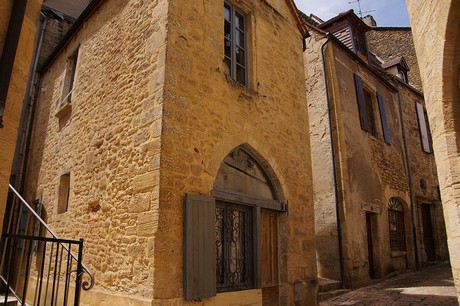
[
  {"xmin": 390, "ymin": 251, "xmax": 407, "ymax": 258},
  {"xmin": 55, "ymin": 101, "xmax": 72, "ymax": 118}
]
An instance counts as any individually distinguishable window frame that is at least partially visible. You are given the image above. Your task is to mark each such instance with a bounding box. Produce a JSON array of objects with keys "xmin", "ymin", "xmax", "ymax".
[
  {"xmin": 58, "ymin": 47, "xmax": 79, "ymax": 113},
  {"xmin": 388, "ymin": 198, "xmax": 406, "ymax": 252},
  {"xmin": 354, "ymin": 73, "xmax": 377, "ymax": 136},
  {"xmin": 224, "ymin": 0, "xmax": 248, "ymax": 86},
  {"xmin": 57, "ymin": 172, "xmax": 71, "ymax": 214}
]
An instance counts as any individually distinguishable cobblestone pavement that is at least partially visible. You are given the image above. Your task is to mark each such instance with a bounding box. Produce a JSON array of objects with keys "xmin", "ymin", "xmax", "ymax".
[{"xmin": 321, "ymin": 263, "xmax": 458, "ymax": 306}]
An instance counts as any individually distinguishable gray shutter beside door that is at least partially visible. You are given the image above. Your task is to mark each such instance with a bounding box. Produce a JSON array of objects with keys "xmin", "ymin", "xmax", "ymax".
[
  {"xmin": 184, "ymin": 194, "xmax": 216, "ymax": 300},
  {"xmin": 377, "ymin": 92, "xmax": 391, "ymax": 144},
  {"xmin": 354, "ymin": 73, "xmax": 371, "ymax": 132}
]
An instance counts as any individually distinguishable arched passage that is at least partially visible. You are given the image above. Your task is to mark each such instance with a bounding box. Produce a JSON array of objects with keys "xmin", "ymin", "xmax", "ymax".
[
  {"xmin": 184, "ymin": 145, "xmax": 286, "ymax": 304},
  {"xmin": 212, "ymin": 146, "xmax": 284, "ymax": 304}
]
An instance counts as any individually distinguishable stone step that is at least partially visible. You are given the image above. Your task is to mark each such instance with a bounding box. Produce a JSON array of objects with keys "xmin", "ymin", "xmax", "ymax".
[
  {"xmin": 318, "ymin": 289, "xmax": 351, "ymax": 302},
  {"xmin": 318, "ymin": 277, "xmax": 342, "ymax": 292},
  {"xmin": 0, "ymin": 295, "xmax": 18, "ymax": 305}
]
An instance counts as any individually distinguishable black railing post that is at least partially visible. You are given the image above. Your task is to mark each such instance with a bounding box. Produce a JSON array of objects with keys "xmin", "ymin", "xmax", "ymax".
[{"xmin": 74, "ymin": 239, "xmax": 83, "ymax": 306}]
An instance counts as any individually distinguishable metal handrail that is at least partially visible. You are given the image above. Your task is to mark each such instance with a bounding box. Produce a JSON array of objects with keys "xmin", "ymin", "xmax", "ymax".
[{"xmin": 8, "ymin": 184, "xmax": 94, "ymax": 290}]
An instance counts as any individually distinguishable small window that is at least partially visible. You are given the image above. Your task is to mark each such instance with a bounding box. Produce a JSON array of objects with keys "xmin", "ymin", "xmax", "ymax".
[
  {"xmin": 354, "ymin": 74, "xmax": 376, "ymax": 136},
  {"xmin": 363, "ymin": 88, "xmax": 377, "ymax": 136},
  {"xmin": 224, "ymin": 1, "xmax": 248, "ymax": 86},
  {"xmin": 388, "ymin": 198, "xmax": 406, "ymax": 251},
  {"xmin": 416, "ymin": 102, "xmax": 433, "ymax": 153},
  {"xmin": 60, "ymin": 48, "xmax": 79, "ymax": 106},
  {"xmin": 57, "ymin": 173, "xmax": 71, "ymax": 214}
]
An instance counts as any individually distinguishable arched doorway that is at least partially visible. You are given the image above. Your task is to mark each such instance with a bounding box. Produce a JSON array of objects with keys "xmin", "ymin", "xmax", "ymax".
[
  {"xmin": 183, "ymin": 145, "xmax": 285, "ymax": 305},
  {"xmin": 212, "ymin": 146, "xmax": 284, "ymax": 305}
]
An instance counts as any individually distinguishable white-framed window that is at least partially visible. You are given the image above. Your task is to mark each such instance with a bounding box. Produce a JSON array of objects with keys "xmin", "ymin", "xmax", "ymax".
[{"xmin": 224, "ymin": 1, "xmax": 248, "ymax": 86}]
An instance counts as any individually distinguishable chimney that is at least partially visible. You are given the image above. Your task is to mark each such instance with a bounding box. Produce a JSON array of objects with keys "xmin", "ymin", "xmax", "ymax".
[{"xmin": 362, "ymin": 15, "xmax": 377, "ymax": 27}]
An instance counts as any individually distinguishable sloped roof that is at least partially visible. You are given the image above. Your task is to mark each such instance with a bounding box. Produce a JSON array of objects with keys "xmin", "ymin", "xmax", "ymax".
[
  {"xmin": 318, "ymin": 9, "xmax": 371, "ymax": 31},
  {"xmin": 381, "ymin": 56, "xmax": 410, "ymax": 71},
  {"xmin": 284, "ymin": 0, "xmax": 309, "ymax": 37}
]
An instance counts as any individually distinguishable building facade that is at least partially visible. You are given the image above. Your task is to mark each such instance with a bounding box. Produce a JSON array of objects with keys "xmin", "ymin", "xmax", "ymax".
[
  {"xmin": 24, "ymin": 0, "xmax": 318, "ymax": 305},
  {"xmin": 406, "ymin": 0, "xmax": 460, "ymax": 302},
  {"xmin": 303, "ymin": 11, "xmax": 448, "ymax": 290}
]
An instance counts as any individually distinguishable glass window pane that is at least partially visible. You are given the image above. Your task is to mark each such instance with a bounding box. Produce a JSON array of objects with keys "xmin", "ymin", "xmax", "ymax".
[
  {"xmin": 224, "ymin": 4, "xmax": 231, "ymax": 21},
  {"xmin": 235, "ymin": 29, "xmax": 244, "ymax": 48},
  {"xmin": 235, "ymin": 12, "xmax": 245, "ymax": 31},
  {"xmin": 236, "ymin": 65, "xmax": 246, "ymax": 85},
  {"xmin": 225, "ymin": 21, "xmax": 231, "ymax": 40},
  {"xmin": 236, "ymin": 47, "xmax": 245, "ymax": 66},
  {"xmin": 225, "ymin": 39, "xmax": 231, "ymax": 58}
]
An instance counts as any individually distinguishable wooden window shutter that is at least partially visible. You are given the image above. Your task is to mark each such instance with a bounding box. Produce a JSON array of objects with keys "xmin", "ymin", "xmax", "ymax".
[
  {"xmin": 354, "ymin": 73, "xmax": 371, "ymax": 132},
  {"xmin": 184, "ymin": 194, "xmax": 216, "ymax": 300},
  {"xmin": 416, "ymin": 102, "xmax": 431, "ymax": 153},
  {"xmin": 377, "ymin": 92, "xmax": 391, "ymax": 144}
]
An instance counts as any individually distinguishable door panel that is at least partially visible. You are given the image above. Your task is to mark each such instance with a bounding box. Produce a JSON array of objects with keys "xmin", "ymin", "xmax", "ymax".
[
  {"xmin": 421, "ymin": 204, "xmax": 436, "ymax": 261},
  {"xmin": 261, "ymin": 209, "xmax": 279, "ymax": 306},
  {"xmin": 366, "ymin": 213, "xmax": 375, "ymax": 278}
]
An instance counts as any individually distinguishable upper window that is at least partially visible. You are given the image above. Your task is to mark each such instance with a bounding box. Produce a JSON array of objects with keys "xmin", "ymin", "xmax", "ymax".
[
  {"xmin": 354, "ymin": 74, "xmax": 391, "ymax": 143},
  {"xmin": 388, "ymin": 198, "xmax": 406, "ymax": 252},
  {"xmin": 416, "ymin": 102, "xmax": 433, "ymax": 153},
  {"xmin": 224, "ymin": 1, "xmax": 247, "ymax": 86},
  {"xmin": 61, "ymin": 48, "xmax": 79, "ymax": 105},
  {"xmin": 363, "ymin": 87, "xmax": 377, "ymax": 136}
]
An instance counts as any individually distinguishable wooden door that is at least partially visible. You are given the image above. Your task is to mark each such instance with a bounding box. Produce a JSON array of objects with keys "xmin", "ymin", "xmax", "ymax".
[
  {"xmin": 261, "ymin": 209, "xmax": 279, "ymax": 306},
  {"xmin": 421, "ymin": 204, "xmax": 436, "ymax": 261},
  {"xmin": 366, "ymin": 213, "xmax": 375, "ymax": 278}
]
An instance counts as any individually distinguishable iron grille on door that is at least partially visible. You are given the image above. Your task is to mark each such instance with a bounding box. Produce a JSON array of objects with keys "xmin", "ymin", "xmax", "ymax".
[{"xmin": 215, "ymin": 202, "xmax": 254, "ymax": 292}]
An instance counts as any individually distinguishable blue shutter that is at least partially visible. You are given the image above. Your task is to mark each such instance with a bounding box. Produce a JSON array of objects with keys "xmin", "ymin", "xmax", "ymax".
[
  {"xmin": 377, "ymin": 92, "xmax": 391, "ymax": 144},
  {"xmin": 354, "ymin": 73, "xmax": 370, "ymax": 132},
  {"xmin": 184, "ymin": 194, "xmax": 216, "ymax": 300}
]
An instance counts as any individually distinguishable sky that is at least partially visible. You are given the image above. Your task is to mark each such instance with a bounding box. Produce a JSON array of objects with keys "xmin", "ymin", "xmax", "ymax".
[{"xmin": 293, "ymin": 0, "xmax": 411, "ymax": 27}]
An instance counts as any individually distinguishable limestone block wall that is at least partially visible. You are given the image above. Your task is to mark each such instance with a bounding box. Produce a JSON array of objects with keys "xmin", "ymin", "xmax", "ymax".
[
  {"xmin": 407, "ymin": 0, "xmax": 460, "ymax": 301},
  {"xmin": 397, "ymin": 82, "xmax": 449, "ymax": 264},
  {"xmin": 25, "ymin": 0, "xmax": 168, "ymax": 303},
  {"xmin": 367, "ymin": 29, "xmax": 422, "ymax": 91},
  {"xmin": 304, "ymin": 31, "xmax": 341, "ymax": 281},
  {"xmin": 156, "ymin": 0, "xmax": 317, "ymax": 304},
  {"xmin": 0, "ymin": 0, "xmax": 42, "ymax": 228},
  {"xmin": 325, "ymin": 42, "xmax": 412, "ymax": 288}
]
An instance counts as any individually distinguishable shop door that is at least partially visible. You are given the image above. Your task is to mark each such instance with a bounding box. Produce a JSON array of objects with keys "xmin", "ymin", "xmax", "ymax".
[
  {"xmin": 421, "ymin": 204, "xmax": 436, "ymax": 261},
  {"xmin": 366, "ymin": 213, "xmax": 375, "ymax": 278}
]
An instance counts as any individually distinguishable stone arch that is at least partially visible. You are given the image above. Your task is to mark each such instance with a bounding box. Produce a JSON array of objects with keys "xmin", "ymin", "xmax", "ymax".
[
  {"xmin": 443, "ymin": 1, "xmax": 460, "ymax": 151},
  {"xmin": 212, "ymin": 144, "xmax": 284, "ymax": 202},
  {"xmin": 387, "ymin": 197, "xmax": 408, "ymax": 252}
]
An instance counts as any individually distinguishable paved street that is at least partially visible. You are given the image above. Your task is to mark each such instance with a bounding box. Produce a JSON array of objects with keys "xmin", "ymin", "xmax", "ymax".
[{"xmin": 321, "ymin": 263, "xmax": 458, "ymax": 306}]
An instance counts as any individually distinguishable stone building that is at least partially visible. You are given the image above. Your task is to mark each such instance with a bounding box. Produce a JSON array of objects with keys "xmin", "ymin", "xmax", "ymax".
[
  {"xmin": 22, "ymin": 0, "xmax": 318, "ymax": 305},
  {"xmin": 406, "ymin": 0, "xmax": 460, "ymax": 302},
  {"xmin": 0, "ymin": 0, "xmax": 43, "ymax": 227},
  {"xmin": 302, "ymin": 10, "xmax": 448, "ymax": 292},
  {"xmin": 367, "ymin": 27, "xmax": 422, "ymax": 91}
]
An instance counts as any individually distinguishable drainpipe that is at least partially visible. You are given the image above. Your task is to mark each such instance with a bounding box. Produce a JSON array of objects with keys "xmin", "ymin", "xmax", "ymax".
[
  {"xmin": 320, "ymin": 34, "xmax": 345, "ymax": 287},
  {"xmin": 17, "ymin": 13, "xmax": 47, "ymax": 195},
  {"xmin": 0, "ymin": 0, "xmax": 28, "ymax": 128},
  {"xmin": 395, "ymin": 82, "xmax": 420, "ymax": 270}
]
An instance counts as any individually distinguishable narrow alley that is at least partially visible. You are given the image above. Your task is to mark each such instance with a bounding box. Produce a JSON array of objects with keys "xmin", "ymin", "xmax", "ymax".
[{"xmin": 321, "ymin": 263, "xmax": 458, "ymax": 306}]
